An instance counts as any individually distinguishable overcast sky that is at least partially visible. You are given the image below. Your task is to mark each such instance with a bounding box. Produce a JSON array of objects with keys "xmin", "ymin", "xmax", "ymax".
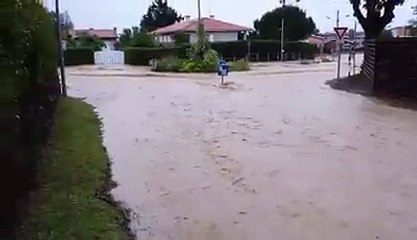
[{"xmin": 46, "ymin": 0, "xmax": 416, "ymax": 32}]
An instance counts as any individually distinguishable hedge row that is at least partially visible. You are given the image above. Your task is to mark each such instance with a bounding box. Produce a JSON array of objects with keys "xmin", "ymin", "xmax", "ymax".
[
  {"xmin": 64, "ymin": 48, "xmax": 94, "ymax": 66},
  {"xmin": 1, "ymin": 2, "xmax": 60, "ymax": 238},
  {"xmin": 124, "ymin": 46, "xmax": 187, "ymax": 66},
  {"xmin": 124, "ymin": 41, "xmax": 318, "ymax": 65},
  {"xmin": 211, "ymin": 40, "xmax": 318, "ymax": 61}
]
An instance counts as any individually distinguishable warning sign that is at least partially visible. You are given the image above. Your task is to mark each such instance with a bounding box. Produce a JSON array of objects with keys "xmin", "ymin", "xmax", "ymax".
[{"xmin": 334, "ymin": 27, "xmax": 348, "ymax": 40}]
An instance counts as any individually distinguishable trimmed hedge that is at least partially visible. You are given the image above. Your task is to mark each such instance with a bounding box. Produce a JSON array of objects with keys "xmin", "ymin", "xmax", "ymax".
[
  {"xmin": 212, "ymin": 40, "xmax": 318, "ymax": 61},
  {"xmin": 124, "ymin": 41, "xmax": 318, "ymax": 66},
  {"xmin": 125, "ymin": 47, "xmax": 187, "ymax": 65},
  {"xmin": 64, "ymin": 48, "xmax": 94, "ymax": 66}
]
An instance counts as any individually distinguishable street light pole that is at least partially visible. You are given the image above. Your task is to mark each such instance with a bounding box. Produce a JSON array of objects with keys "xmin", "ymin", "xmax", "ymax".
[{"xmin": 55, "ymin": 0, "xmax": 67, "ymax": 96}]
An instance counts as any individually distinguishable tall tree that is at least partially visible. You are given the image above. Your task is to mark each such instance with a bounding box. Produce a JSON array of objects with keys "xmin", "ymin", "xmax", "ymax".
[
  {"xmin": 140, "ymin": 0, "xmax": 182, "ymax": 32},
  {"xmin": 119, "ymin": 27, "xmax": 156, "ymax": 48},
  {"xmin": 254, "ymin": 6, "xmax": 316, "ymax": 41},
  {"xmin": 350, "ymin": 0, "xmax": 405, "ymax": 39}
]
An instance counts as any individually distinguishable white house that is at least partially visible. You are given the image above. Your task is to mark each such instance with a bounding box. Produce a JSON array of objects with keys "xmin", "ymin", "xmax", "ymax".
[{"xmin": 153, "ymin": 15, "xmax": 251, "ymax": 44}]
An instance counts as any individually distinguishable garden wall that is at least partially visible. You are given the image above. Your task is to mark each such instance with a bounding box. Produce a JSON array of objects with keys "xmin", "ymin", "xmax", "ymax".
[{"xmin": 364, "ymin": 38, "xmax": 417, "ymax": 96}]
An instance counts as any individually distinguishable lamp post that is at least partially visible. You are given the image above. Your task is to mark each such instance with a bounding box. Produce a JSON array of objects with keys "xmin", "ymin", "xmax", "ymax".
[{"xmin": 55, "ymin": 0, "xmax": 67, "ymax": 96}]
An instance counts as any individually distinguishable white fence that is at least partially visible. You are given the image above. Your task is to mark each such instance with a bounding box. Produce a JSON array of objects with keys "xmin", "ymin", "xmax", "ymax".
[{"xmin": 94, "ymin": 50, "xmax": 125, "ymax": 65}]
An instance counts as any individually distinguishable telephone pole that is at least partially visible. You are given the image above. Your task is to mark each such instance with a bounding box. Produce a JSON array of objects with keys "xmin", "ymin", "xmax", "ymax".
[{"xmin": 55, "ymin": 0, "xmax": 67, "ymax": 96}]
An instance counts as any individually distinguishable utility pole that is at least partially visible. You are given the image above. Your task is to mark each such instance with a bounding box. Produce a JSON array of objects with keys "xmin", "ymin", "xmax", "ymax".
[
  {"xmin": 55, "ymin": 0, "xmax": 67, "ymax": 96},
  {"xmin": 280, "ymin": 0, "xmax": 285, "ymax": 61},
  {"xmin": 197, "ymin": 0, "xmax": 201, "ymax": 21}
]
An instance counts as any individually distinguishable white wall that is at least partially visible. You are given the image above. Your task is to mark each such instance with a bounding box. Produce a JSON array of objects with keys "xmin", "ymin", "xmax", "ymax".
[
  {"xmin": 188, "ymin": 32, "xmax": 239, "ymax": 43},
  {"xmin": 212, "ymin": 32, "xmax": 239, "ymax": 42}
]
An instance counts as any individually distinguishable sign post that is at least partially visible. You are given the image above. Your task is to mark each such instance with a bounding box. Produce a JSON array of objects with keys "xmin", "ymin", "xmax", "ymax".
[
  {"xmin": 217, "ymin": 59, "xmax": 229, "ymax": 85},
  {"xmin": 334, "ymin": 27, "xmax": 348, "ymax": 79}
]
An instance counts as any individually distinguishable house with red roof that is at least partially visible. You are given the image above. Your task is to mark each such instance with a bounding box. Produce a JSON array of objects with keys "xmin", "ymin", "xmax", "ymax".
[
  {"xmin": 68, "ymin": 28, "xmax": 119, "ymax": 50},
  {"xmin": 153, "ymin": 15, "xmax": 251, "ymax": 44}
]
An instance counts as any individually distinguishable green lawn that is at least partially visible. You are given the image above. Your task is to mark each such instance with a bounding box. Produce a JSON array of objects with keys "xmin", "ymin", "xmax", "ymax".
[{"xmin": 18, "ymin": 97, "xmax": 131, "ymax": 240}]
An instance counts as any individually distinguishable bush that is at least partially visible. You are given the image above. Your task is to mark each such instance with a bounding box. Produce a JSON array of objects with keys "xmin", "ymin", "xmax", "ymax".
[
  {"xmin": 154, "ymin": 51, "xmax": 250, "ymax": 73},
  {"xmin": 125, "ymin": 47, "xmax": 187, "ymax": 65},
  {"xmin": 154, "ymin": 57, "xmax": 186, "ymax": 72},
  {"xmin": 64, "ymin": 48, "xmax": 94, "ymax": 66}
]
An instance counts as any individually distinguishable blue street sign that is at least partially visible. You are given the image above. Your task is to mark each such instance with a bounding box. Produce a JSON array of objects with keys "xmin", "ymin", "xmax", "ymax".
[{"xmin": 217, "ymin": 59, "xmax": 229, "ymax": 77}]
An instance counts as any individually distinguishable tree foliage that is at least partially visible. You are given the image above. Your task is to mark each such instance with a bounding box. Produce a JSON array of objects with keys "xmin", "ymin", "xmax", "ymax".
[
  {"xmin": 1, "ymin": 0, "xmax": 58, "ymax": 92},
  {"xmin": 119, "ymin": 27, "xmax": 156, "ymax": 48},
  {"xmin": 254, "ymin": 6, "xmax": 316, "ymax": 41},
  {"xmin": 140, "ymin": 0, "xmax": 182, "ymax": 32},
  {"xmin": 76, "ymin": 35, "xmax": 106, "ymax": 51},
  {"xmin": 350, "ymin": 0, "xmax": 405, "ymax": 39}
]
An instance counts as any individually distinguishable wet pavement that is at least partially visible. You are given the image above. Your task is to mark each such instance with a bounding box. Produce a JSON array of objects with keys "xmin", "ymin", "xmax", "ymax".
[{"xmin": 69, "ymin": 62, "xmax": 417, "ymax": 240}]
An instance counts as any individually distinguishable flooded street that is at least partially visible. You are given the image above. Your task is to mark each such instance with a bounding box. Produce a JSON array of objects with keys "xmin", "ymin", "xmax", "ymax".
[{"xmin": 69, "ymin": 63, "xmax": 417, "ymax": 240}]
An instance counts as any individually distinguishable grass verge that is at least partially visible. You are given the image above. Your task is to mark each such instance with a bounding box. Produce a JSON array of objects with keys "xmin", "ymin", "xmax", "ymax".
[{"xmin": 17, "ymin": 97, "xmax": 132, "ymax": 240}]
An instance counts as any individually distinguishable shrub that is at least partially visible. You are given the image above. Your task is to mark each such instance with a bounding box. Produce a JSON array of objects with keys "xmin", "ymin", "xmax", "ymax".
[
  {"xmin": 154, "ymin": 50, "xmax": 250, "ymax": 73},
  {"xmin": 154, "ymin": 57, "xmax": 186, "ymax": 72},
  {"xmin": 64, "ymin": 48, "xmax": 94, "ymax": 66}
]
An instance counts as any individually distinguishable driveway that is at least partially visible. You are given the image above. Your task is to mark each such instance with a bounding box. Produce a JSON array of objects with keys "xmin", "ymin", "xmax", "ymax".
[{"xmin": 68, "ymin": 61, "xmax": 417, "ymax": 240}]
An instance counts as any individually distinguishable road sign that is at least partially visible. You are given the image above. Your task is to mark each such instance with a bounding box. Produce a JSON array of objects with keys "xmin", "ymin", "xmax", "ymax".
[{"xmin": 334, "ymin": 27, "xmax": 348, "ymax": 40}]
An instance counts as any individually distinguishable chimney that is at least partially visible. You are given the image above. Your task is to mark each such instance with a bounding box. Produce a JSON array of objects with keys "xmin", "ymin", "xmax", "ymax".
[{"xmin": 209, "ymin": 15, "xmax": 215, "ymax": 19}]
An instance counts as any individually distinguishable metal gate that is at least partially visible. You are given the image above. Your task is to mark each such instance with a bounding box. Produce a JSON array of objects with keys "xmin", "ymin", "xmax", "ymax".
[{"xmin": 94, "ymin": 50, "xmax": 125, "ymax": 65}]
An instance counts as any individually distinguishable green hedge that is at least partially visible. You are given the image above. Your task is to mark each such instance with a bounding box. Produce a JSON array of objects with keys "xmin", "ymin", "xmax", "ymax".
[
  {"xmin": 124, "ymin": 41, "xmax": 318, "ymax": 66},
  {"xmin": 125, "ymin": 47, "xmax": 187, "ymax": 65},
  {"xmin": 64, "ymin": 48, "xmax": 94, "ymax": 66},
  {"xmin": 212, "ymin": 40, "xmax": 319, "ymax": 61}
]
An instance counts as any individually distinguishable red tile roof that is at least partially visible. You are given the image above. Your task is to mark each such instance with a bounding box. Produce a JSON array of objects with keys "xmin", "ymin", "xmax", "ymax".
[
  {"xmin": 153, "ymin": 17, "xmax": 251, "ymax": 35},
  {"xmin": 74, "ymin": 29, "xmax": 118, "ymax": 40}
]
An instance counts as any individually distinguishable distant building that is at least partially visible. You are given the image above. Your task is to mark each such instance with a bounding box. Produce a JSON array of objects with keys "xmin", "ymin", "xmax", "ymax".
[
  {"xmin": 390, "ymin": 26, "xmax": 416, "ymax": 38},
  {"xmin": 307, "ymin": 30, "xmax": 365, "ymax": 53},
  {"xmin": 153, "ymin": 15, "xmax": 251, "ymax": 44},
  {"xmin": 68, "ymin": 28, "xmax": 118, "ymax": 50}
]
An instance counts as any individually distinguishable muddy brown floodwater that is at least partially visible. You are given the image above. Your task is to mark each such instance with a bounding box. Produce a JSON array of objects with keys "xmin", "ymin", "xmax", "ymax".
[{"xmin": 69, "ymin": 63, "xmax": 417, "ymax": 240}]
